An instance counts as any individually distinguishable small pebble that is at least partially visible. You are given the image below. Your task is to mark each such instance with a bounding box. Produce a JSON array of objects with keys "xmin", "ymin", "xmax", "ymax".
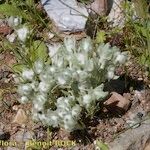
[
  {"xmin": 12, "ymin": 105, "xmax": 19, "ymax": 111},
  {"xmin": 12, "ymin": 109, "xmax": 27, "ymax": 125}
]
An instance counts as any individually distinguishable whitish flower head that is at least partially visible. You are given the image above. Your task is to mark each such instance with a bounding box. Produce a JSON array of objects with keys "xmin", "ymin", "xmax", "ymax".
[
  {"xmin": 63, "ymin": 114, "xmax": 76, "ymax": 131},
  {"xmin": 51, "ymin": 115, "xmax": 59, "ymax": 127},
  {"xmin": 16, "ymin": 26, "xmax": 29, "ymax": 42},
  {"xmin": 56, "ymin": 57, "xmax": 65, "ymax": 68},
  {"xmin": 20, "ymin": 96, "xmax": 29, "ymax": 104},
  {"xmin": 32, "ymin": 112, "xmax": 39, "ymax": 121},
  {"xmin": 63, "ymin": 123, "xmax": 75, "ymax": 132},
  {"xmin": 48, "ymin": 43, "xmax": 61, "ymax": 58},
  {"xmin": 56, "ymin": 97, "xmax": 63, "ymax": 104},
  {"xmin": 57, "ymin": 76, "xmax": 67, "ymax": 85},
  {"xmin": 35, "ymin": 94, "xmax": 47, "ymax": 104},
  {"xmin": 30, "ymin": 81, "xmax": 39, "ymax": 92},
  {"xmin": 93, "ymin": 85, "xmax": 108, "ymax": 100},
  {"xmin": 47, "ymin": 111, "xmax": 60, "ymax": 127},
  {"xmin": 82, "ymin": 94, "xmax": 92, "ymax": 106},
  {"xmin": 97, "ymin": 43, "xmax": 114, "ymax": 68},
  {"xmin": 57, "ymin": 108, "xmax": 68, "ymax": 118},
  {"xmin": 64, "ymin": 37, "xmax": 76, "ymax": 53},
  {"xmin": 78, "ymin": 84, "xmax": 86, "ymax": 91},
  {"xmin": 38, "ymin": 114, "xmax": 47, "ymax": 122},
  {"xmin": 63, "ymin": 69, "xmax": 72, "ymax": 76},
  {"xmin": 78, "ymin": 82, "xmax": 90, "ymax": 92},
  {"xmin": 72, "ymin": 71, "xmax": 79, "ymax": 79},
  {"xmin": 71, "ymin": 105, "xmax": 81, "ymax": 117},
  {"xmin": 47, "ymin": 66, "xmax": 57, "ymax": 74},
  {"xmin": 64, "ymin": 114, "xmax": 75, "ymax": 126},
  {"xmin": 32, "ymin": 95, "xmax": 47, "ymax": 111},
  {"xmin": 22, "ymin": 69, "xmax": 34, "ymax": 81},
  {"xmin": 57, "ymin": 70, "xmax": 72, "ymax": 85},
  {"xmin": 107, "ymin": 67, "xmax": 115, "ymax": 80},
  {"xmin": 77, "ymin": 53, "xmax": 87, "ymax": 65},
  {"xmin": 34, "ymin": 60, "xmax": 44, "ymax": 74},
  {"xmin": 7, "ymin": 16, "xmax": 22, "ymax": 27},
  {"xmin": 39, "ymin": 72, "xmax": 54, "ymax": 82},
  {"xmin": 63, "ymin": 98, "xmax": 70, "ymax": 105},
  {"xmin": 57, "ymin": 97, "xmax": 71, "ymax": 110},
  {"xmin": 107, "ymin": 70, "xmax": 114, "ymax": 79},
  {"xmin": 38, "ymin": 81, "xmax": 50, "ymax": 93},
  {"xmin": 33, "ymin": 103, "xmax": 44, "ymax": 111},
  {"xmin": 84, "ymin": 59, "xmax": 94, "ymax": 72},
  {"xmin": 98, "ymin": 44, "xmax": 112, "ymax": 59},
  {"xmin": 115, "ymin": 53, "xmax": 127, "ymax": 64},
  {"xmin": 77, "ymin": 70, "xmax": 88, "ymax": 81},
  {"xmin": 18, "ymin": 84, "xmax": 32, "ymax": 95},
  {"xmin": 80, "ymin": 37, "xmax": 92, "ymax": 52}
]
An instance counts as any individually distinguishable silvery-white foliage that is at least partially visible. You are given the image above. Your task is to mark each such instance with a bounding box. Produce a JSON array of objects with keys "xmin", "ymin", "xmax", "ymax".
[{"xmin": 17, "ymin": 37, "xmax": 127, "ymax": 131}]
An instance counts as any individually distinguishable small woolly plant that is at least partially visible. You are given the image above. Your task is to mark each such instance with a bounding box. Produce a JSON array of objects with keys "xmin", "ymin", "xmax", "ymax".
[{"xmin": 16, "ymin": 37, "xmax": 127, "ymax": 132}]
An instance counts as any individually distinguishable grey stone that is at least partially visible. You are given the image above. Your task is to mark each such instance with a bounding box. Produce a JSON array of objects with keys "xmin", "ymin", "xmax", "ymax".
[
  {"xmin": 41, "ymin": 0, "xmax": 89, "ymax": 32},
  {"xmin": 7, "ymin": 130, "xmax": 35, "ymax": 150},
  {"xmin": 87, "ymin": 0, "xmax": 107, "ymax": 15},
  {"xmin": 108, "ymin": 119, "xmax": 150, "ymax": 150},
  {"xmin": 14, "ymin": 130, "xmax": 35, "ymax": 142},
  {"xmin": 107, "ymin": 0, "xmax": 139, "ymax": 28},
  {"xmin": 107, "ymin": 0, "xmax": 125, "ymax": 27}
]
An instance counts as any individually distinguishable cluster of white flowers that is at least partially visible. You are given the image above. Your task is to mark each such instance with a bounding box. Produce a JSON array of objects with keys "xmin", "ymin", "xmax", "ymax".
[
  {"xmin": 17, "ymin": 37, "xmax": 127, "ymax": 131},
  {"xmin": 7, "ymin": 16, "xmax": 29, "ymax": 43}
]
